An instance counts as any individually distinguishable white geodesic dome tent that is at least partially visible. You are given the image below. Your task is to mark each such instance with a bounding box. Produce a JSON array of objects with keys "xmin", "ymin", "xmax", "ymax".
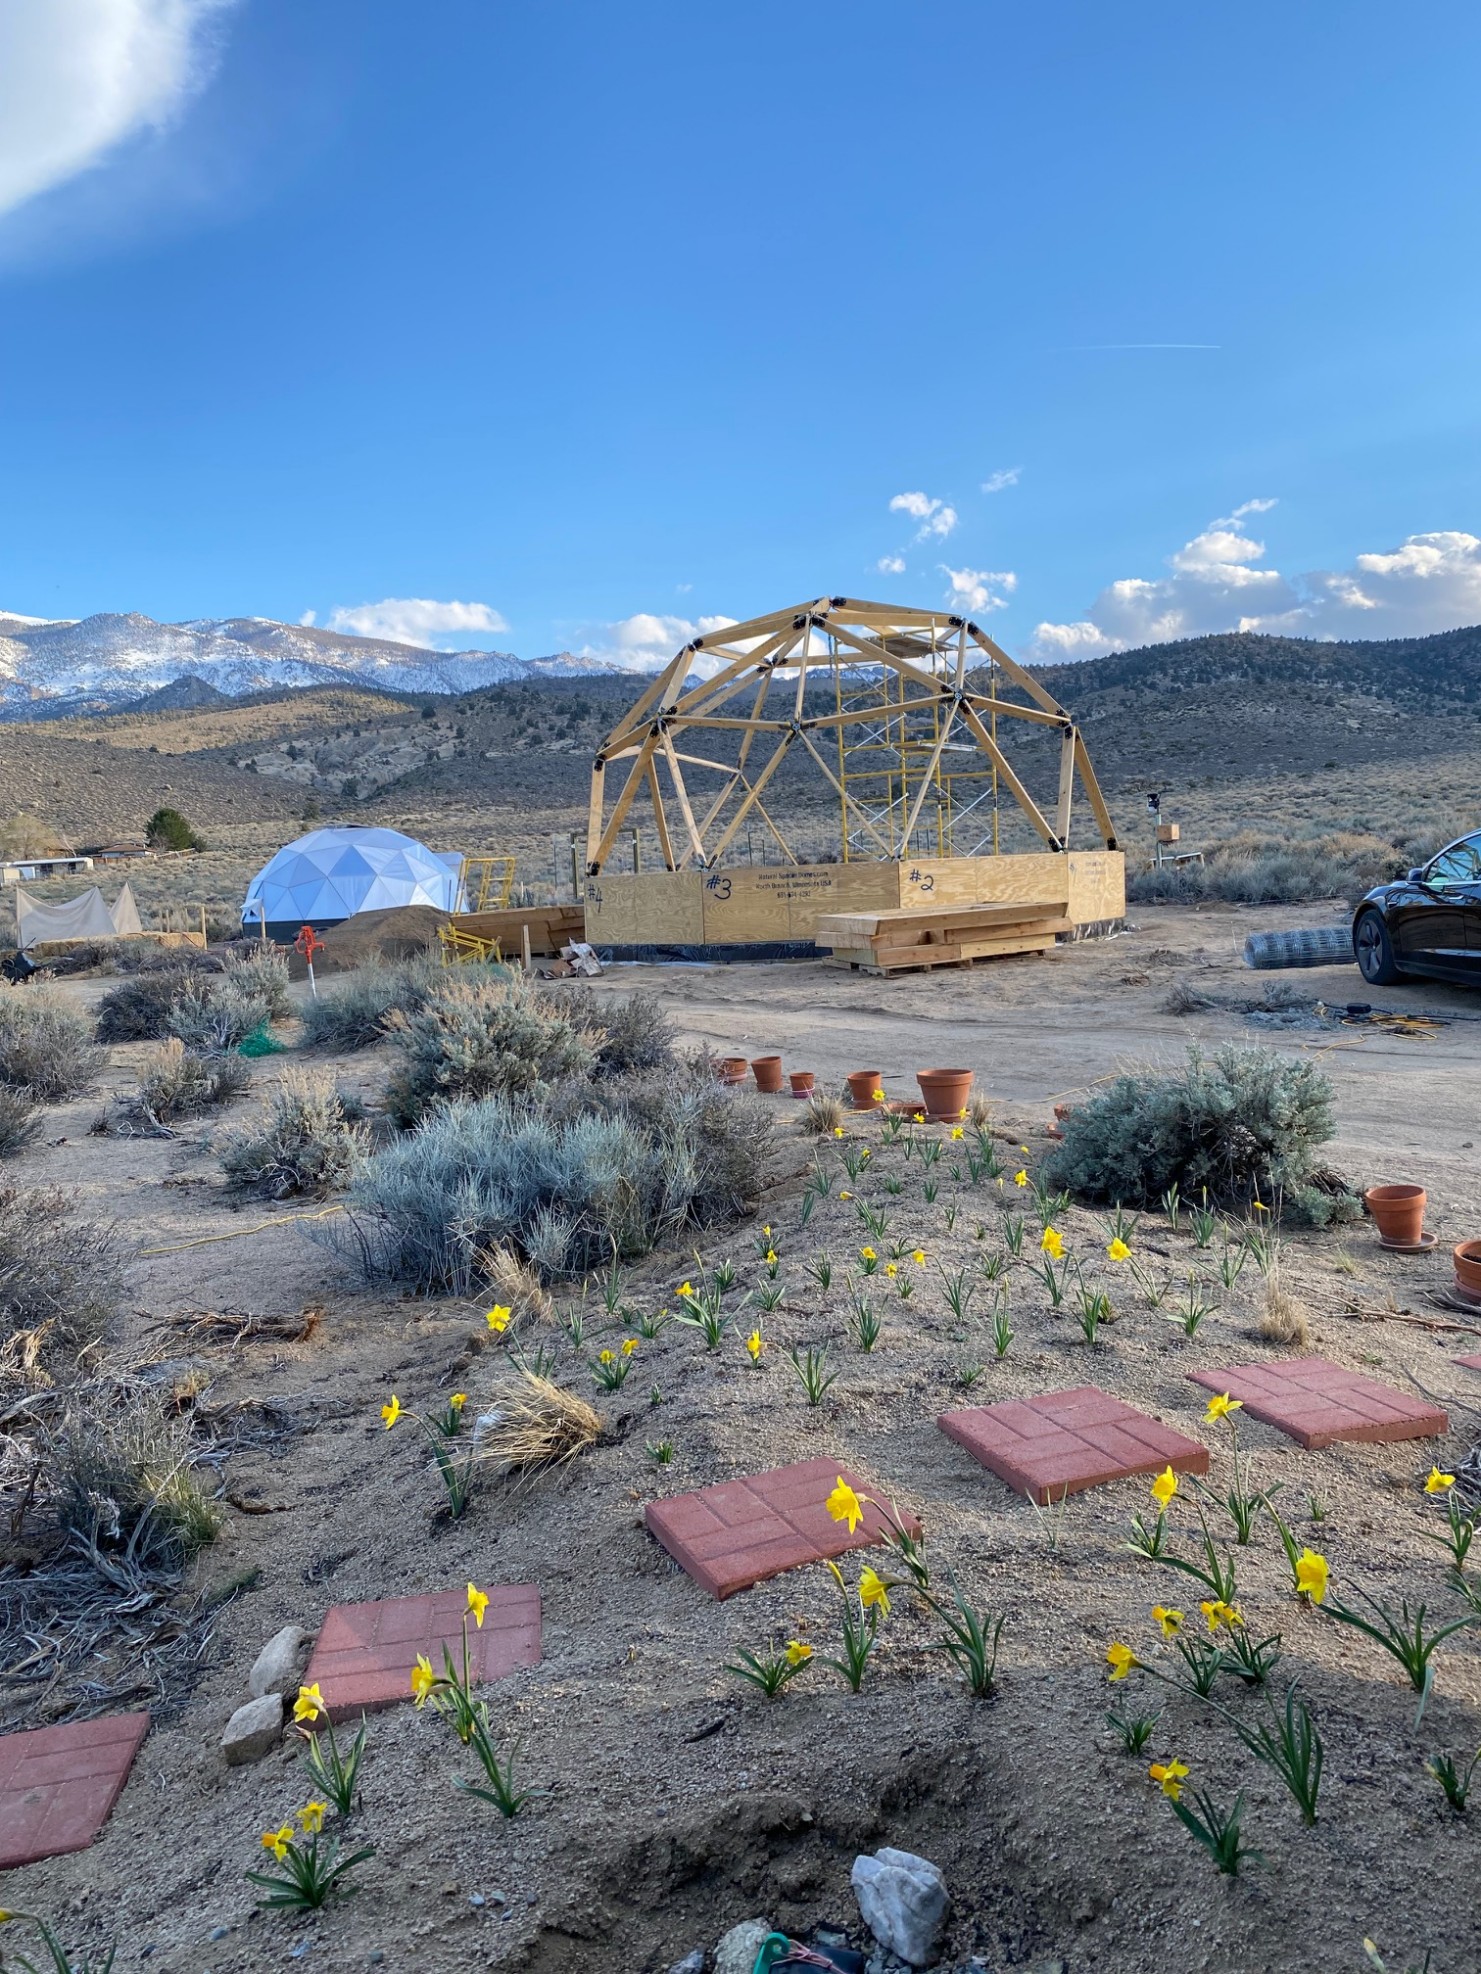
[{"xmin": 241, "ymin": 827, "xmax": 465, "ymax": 933}]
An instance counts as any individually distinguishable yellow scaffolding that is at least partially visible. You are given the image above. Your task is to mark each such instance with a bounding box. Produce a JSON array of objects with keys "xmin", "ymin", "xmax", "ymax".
[{"xmin": 459, "ymin": 854, "xmax": 516, "ymax": 911}]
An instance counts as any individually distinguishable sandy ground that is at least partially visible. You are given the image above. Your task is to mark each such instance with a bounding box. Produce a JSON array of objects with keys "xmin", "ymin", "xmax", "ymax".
[{"xmin": 5, "ymin": 901, "xmax": 1481, "ymax": 1974}]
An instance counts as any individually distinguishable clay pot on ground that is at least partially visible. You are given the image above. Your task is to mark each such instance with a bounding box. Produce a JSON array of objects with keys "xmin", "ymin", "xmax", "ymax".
[
  {"xmin": 1364, "ymin": 1183, "xmax": 1427, "ymax": 1247},
  {"xmin": 789, "ymin": 1071, "xmax": 816, "ymax": 1099},
  {"xmin": 916, "ymin": 1067, "xmax": 974, "ymax": 1122},
  {"xmin": 751, "ymin": 1055, "xmax": 784, "ymax": 1094},
  {"xmin": 848, "ymin": 1070, "xmax": 884, "ymax": 1109},
  {"xmin": 1454, "ymin": 1240, "xmax": 1481, "ymax": 1299},
  {"xmin": 719, "ymin": 1055, "xmax": 749, "ymax": 1085}
]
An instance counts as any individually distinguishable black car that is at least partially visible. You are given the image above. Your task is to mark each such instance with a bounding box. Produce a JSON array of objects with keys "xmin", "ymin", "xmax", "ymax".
[{"xmin": 1353, "ymin": 829, "xmax": 1481, "ymax": 985}]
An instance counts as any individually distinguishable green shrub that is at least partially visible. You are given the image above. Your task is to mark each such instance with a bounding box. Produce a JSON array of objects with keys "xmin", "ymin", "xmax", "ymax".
[
  {"xmin": 383, "ymin": 970, "xmax": 593, "ymax": 1126},
  {"xmin": 0, "ymin": 1184, "xmax": 123, "ymax": 1347},
  {"xmin": 221, "ymin": 1067, "xmax": 365, "ymax": 1198},
  {"xmin": 1043, "ymin": 1045, "xmax": 1356, "ymax": 1223},
  {"xmin": 145, "ymin": 806, "xmax": 203, "ymax": 852},
  {"xmin": 95, "ymin": 965, "xmax": 201, "ymax": 1041},
  {"xmin": 0, "ymin": 987, "xmax": 105, "ymax": 1101},
  {"xmin": 300, "ymin": 954, "xmax": 451, "ymax": 1052}
]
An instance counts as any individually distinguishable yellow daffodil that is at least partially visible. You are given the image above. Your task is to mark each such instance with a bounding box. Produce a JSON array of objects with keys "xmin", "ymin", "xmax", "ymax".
[
  {"xmin": 765, "ymin": 1248, "xmax": 778, "ymax": 1265},
  {"xmin": 1040, "ymin": 1226, "xmax": 1064, "ymax": 1259},
  {"xmin": 411, "ymin": 1654, "xmax": 436, "ymax": 1705},
  {"xmin": 1106, "ymin": 1641, "xmax": 1137, "ymax": 1682},
  {"xmin": 467, "ymin": 1582, "xmax": 489, "ymax": 1628},
  {"xmin": 1295, "ymin": 1548, "xmax": 1329, "ymax": 1604},
  {"xmin": 1152, "ymin": 1604, "xmax": 1184, "ymax": 1639},
  {"xmin": 884, "ymin": 1261, "xmax": 898, "ymax": 1278},
  {"xmin": 858, "ymin": 1566, "xmax": 891, "ymax": 1616},
  {"xmin": 840, "ymin": 1190, "xmax": 853, "ymax": 1200},
  {"xmin": 860, "ymin": 1148, "xmax": 872, "ymax": 1160},
  {"xmin": 1252, "ymin": 1198, "xmax": 1270, "ymax": 1214},
  {"xmin": 1204, "ymin": 1392, "xmax": 1243, "ymax": 1423},
  {"xmin": 746, "ymin": 1329, "xmax": 764, "ymax": 1361},
  {"xmin": 826, "ymin": 1476, "xmax": 864, "ymax": 1533},
  {"xmin": 262, "ymin": 1825, "xmax": 294, "ymax": 1861},
  {"xmin": 598, "ymin": 1347, "xmax": 615, "ymax": 1364},
  {"xmin": 380, "ymin": 1394, "xmax": 401, "ymax": 1429},
  {"xmin": 1149, "ymin": 1758, "xmax": 1189, "ymax": 1802},
  {"xmin": 859, "ymin": 1245, "xmax": 877, "ymax": 1262},
  {"xmin": 912, "ymin": 1249, "xmax": 926, "ymax": 1265},
  {"xmin": 1013, "ymin": 1169, "xmax": 1028, "ymax": 1187},
  {"xmin": 1426, "ymin": 1468, "xmax": 1456, "ymax": 1494},
  {"xmin": 1020, "ymin": 1144, "xmax": 1030, "ymax": 1154},
  {"xmin": 678, "ymin": 1280, "xmax": 694, "ymax": 1298},
  {"xmin": 1108, "ymin": 1237, "xmax": 1132, "ymax": 1262},
  {"xmin": 785, "ymin": 1640, "xmax": 812, "ymax": 1666},
  {"xmin": 833, "ymin": 1126, "xmax": 845, "ymax": 1138},
  {"xmin": 1150, "ymin": 1465, "xmax": 1179, "ymax": 1510},
  {"xmin": 872, "ymin": 1088, "xmax": 885, "ymax": 1102},
  {"xmin": 950, "ymin": 1125, "xmax": 965, "ymax": 1140},
  {"xmin": 449, "ymin": 1391, "xmax": 467, "ymax": 1412},
  {"xmin": 1200, "ymin": 1599, "xmax": 1243, "ymax": 1633},
  {"xmin": 298, "ymin": 1801, "xmax": 326, "ymax": 1835},
  {"xmin": 485, "ymin": 1304, "xmax": 512, "ymax": 1334},
  {"xmin": 622, "ymin": 1337, "xmax": 638, "ymax": 1356},
  {"xmin": 292, "ymin": 1683, "xmax": 325, "ymax": 1726},
  {"xmin": 763, "ymin": 1224, "xmax": 771, "ymax": 1237}
]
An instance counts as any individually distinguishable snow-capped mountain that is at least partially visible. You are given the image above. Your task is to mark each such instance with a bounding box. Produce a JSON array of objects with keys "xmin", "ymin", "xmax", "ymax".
[{"xmin": 0, "ymin": 612, "xmax": 620, "ymax": 719}]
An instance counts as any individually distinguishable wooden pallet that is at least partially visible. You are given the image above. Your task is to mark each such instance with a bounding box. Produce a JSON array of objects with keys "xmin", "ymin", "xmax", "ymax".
[{"xmin": 814, "ymin": 900, "xmax": 1070, "ymax": 976}]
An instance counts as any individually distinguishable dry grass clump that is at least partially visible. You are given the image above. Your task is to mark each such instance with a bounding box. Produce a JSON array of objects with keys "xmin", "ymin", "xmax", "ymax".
[
  {"xmin": 0, "ymin": 1184, "xmax": 123, "ymax": 1349},
  {"xmin": 0, "ymin": 985, "xmax": 105, "ymax": 1101},
  {"xmin": 220, "ymin": 1067, "xmax": 366, "ymax": 1198},
  {"xmin": 478, "ymin": 1242, "xmax": 554, "ymax": 1323},
  {"xmin": 47, "ymin": 1372, "xmax": 224, "ymax": 1573},
  {"xmin": 0, "ymin": 1086, "xmax": 40, "ymax": 1157},
  {"xmin": 476, "ymin": 1367, "xmax": 600, "ymax": 1475},
  {"xmin": 115, "ymin": 1037, "xmax": 251, "ymax": 1131},
  {"xmin": 966, "ymin": 1090, "xmax": 993, "ymax": 1131},
  {"xmin": 1257, "ymin": 1272, "xmax": 1312, "ymax": 1347},
  {"xmin": 802, "ymin": 1091, "xmax": 848, "ymax": 1135}
]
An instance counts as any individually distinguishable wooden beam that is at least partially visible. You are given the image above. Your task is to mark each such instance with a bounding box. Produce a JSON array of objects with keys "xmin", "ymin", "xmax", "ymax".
[
  {"xmin": 1054, "ymin": 725, "xmax": 1077, "ymax": 849},
  {"xmin": 955, "ymin": 701, "xmax": 1059, "ymax": 847},
  {"xmin": 897, "ymin": 705, "xmax": 957, "ymax": 853},
  {"xmin": 794, "ymin": 725, "xmax": 897, "ymax": 859},
  {"xmin": 659, "ymin": 727, "xmax": 707, "ymax": 865},
  {"xmin": 1073, "ymin": 730, "xmax": 1119, "ymax": 848},
  {"xmin": 645, "ymin": 758, "xmax": 676, "ymax": 870},
  {"xmin": 705, "ymin": 731, "xmax": 797, "ymax": 864}
]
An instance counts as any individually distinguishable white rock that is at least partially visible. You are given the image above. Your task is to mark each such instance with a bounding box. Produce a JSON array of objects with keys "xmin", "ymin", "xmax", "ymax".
[
  {"xmin": 713, "ymin": 1918, "xmax": 772, "ymax": 1974},
  {"xmin": 248, "ymin": 1624, "xmax": 307, "ymax": 1699},
  {"xmin": 851, "ymin": 1847, "xmax": 949, "ymax": 1969},
  {"xmin": 222, "ymin": 1692, "xmax": 284, "ymax": 1765}
]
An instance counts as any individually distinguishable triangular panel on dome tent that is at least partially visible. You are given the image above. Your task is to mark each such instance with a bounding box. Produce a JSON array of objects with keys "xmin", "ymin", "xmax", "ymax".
[{"xmin": 241, "ymin": 826, "xmax": 466, "ymax": 936}]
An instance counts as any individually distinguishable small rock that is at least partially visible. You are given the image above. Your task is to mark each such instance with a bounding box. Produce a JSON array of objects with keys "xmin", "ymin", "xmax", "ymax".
[
  {"xmin": 469, "ymin": 1893, "xmax": 486, "ymax": 1908},
  {"xmin": 714, "ymin": 1918, "xmax": 772, "ymax": 1974},
  {"xmin": 209, "ymin": 1926, "xmax": 230, "ymax": 1941},
  {"xmin": 222, "ymin": 1692, "xmax": 284, "ymax": 1765},
  {"xmin": 668, "ymin": 1954, "xmax": 706, "ymax": 1974},
  {"xmin": 851, "ymin": 1848, "xmax": 949, "ymax": 1970},
  {"xmin": 249, "ymin": 1624, "xmax": 307, "ymax": 1700}
]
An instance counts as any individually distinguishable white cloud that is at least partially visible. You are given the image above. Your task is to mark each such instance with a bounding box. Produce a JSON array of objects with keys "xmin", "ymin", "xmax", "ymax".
[
  {"xmin": 980, "ymin": 468, "xmax": 1021, "ymax": 494},
  {"xmin": 877, "ymin": 554, "xmax": 906, "ymax": 576},
  {"xmin": 298, "ymin": 610, "xmax": 316, "ymax": 627},
  {"xmin": 942, "ymin": 565, "xmax": 1017, "ymax": 616},
  {"xmin": 326, "ymin": 598, "xmax": 511, "ymax": 649},
  {"xmin": 0, "ymin": 1, "xmax": 236, "ymax": 219},
  {"xmin": 889, "ymin": 490, "xmax": 957, "ymax": 542},
  {"xmin": 578, "ymin": 611, "xmax": 740, "ymax": 676},
  {"xmin": 1028, "ymin": 509, "xmax": 1481, "ymax": 661}
]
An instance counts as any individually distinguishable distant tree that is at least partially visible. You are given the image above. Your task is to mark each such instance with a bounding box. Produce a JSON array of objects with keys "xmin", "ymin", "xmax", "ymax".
[
  {"xmin": 341, "ymin": 777, "xmax": 359, "ymax": 800},
  {"xmin": 145, "ymin": 807, "xmax": 204, "ymax": 852},
  {"xmin": 300, "ymin": 797, "xmax": 322, "ymax": 824},
  {"xmin": 0, "ymin": 813, "xmax": 66, "ymax": 857},
  {"xmin": 420, "ymin": 703, "xmax": 436, "ymax": 721}
]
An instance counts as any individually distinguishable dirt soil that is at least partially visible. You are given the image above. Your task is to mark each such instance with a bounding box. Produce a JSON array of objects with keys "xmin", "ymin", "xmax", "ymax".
[{"xmin": 6, "ymin": 900, "xmax": 1481, "ymax": 1974}]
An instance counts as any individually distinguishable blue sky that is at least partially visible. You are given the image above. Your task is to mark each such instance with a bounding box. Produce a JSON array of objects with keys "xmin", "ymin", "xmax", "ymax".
[{"xmin": 1, "ymin": 0, "xmax": 1479, "ymax": 668}]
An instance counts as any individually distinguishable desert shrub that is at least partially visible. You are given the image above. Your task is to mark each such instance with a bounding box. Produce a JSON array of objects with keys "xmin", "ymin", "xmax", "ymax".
[
  {"xmin": 49, "ymin": 1374, "xmax": 222, "ymax": 1570},
  {"xmin": 1127, "ymin": 830, "xmax": 1411, "ymax": 907},
  {"xmin": 122, "ymin": 1038, "xmax": 251, "ymax": 1128},
  {"xmin": 1043, "ymin": 1045, "xmax": 1356, "ymax": 1223},
  {"xmin": 340, "ymin": 1073, "xmax": 773, "ymax": 1292},
  {"xmin": 300, "ymin": 953, "xmax": 450, "ymax": 1052},
  {"xmin": 96, "ymin": 964, "xmax": 205, "ymax": 1041},
  {"xmin": 383, "ymin": 970, "xmax": 594, "ymax": 1126},
  {"xmin": 145, "ymin": 806, "xmax": 203, "ymax": 852},
  {"xmin": 0, "ymin": 986, "xmax": 105, "ymax": 1101},
  {"xmin": 166, "ymin": 971, "xmax": 272, "ymax": 1053},
  {"xmin": 220, "ymin": 1067, "xmax": 365, "ymax": 1198},
  {"xmin": 222, "ymin": 945, "xmax": 292, "ymax": 1021},
  {"xmin": 556, "ymin": 988, "xmax": 677, "ymax": 1079},
  {"xmin": 0, "ymin": 1185, "xmax": 123, "ymax": 1346},
  {"xmin": 0, "ymin": 1087, "xmax": 39, "ymax": 1157}
]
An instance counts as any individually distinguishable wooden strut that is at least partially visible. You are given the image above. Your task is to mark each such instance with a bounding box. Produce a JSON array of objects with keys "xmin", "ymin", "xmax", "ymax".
[{"xmin": 585, "ymin": 597, "xmax": 1118, "ymax": 871}]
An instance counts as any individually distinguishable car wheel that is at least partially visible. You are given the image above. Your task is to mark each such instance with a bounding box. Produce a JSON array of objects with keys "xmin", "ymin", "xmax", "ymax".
[{"xmin": 1355, "ymin": 910, "xmax": 1402, "ymax": 985}]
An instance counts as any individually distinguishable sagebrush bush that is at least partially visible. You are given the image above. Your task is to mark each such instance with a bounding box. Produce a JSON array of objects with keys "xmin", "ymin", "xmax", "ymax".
[
  {"xmin": 1043, "ymin": 1045, "xmax": 1356, "ymax": 1223},
  {"xmin": 339, "ymin": 1069, "xmax": 773, "ymax": 1292},
  {"xmin": 50, "ymin": 1374, "xmax": 222, "ymax": 1571},
  {"xmin": 221, "ymin": 1067, "xmax": 365, "ymax": 1198},
  {"xmin": 95, "ymin": 965, "xmax": 200, "ymax": 1042},
  {"xmin": 384, "ymin": 970, "xmax": 593, "ymax": 1125},
  {"xmin": 557, "ymin": 988, "xmax": 677, "ymax": 1079},
  {"xmin": 300, "ymin": 953, "xmax": 451, "ymax": 1051},
  {"xmin": 127, "ymin": 1038, "xmax": 251, "ymax": 1125},
  {"xmin": 0, "ymin": 987, "xmax": 105, "ymax": 1101},
  {"xmin": 222, "ymin": 946, "xmax": 291, "ymax": 1021},
  {"xmin": 167, "ymin": 971, "xmax": 274, "ymax": 1053},
  {"xmin": 0, "ymin": 1185, "xmax": 123, "ymax": 1346},
  {"xmin": 1127, "ymin": 830, "xmax": 1410, "ymax": 906},
  {"xmin": 0, "ymin": 1087, "xmax": 39, "ymax": 1157}
]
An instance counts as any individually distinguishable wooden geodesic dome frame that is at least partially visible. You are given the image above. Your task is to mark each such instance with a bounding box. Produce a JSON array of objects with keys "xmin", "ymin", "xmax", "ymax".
[{"xmin": 585, "ymin": 595, "xmax": 1119, "ymax": 875}]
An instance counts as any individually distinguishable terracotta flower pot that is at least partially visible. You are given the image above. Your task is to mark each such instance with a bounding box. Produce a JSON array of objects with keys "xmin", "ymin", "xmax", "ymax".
[
  {"xmin": 751, "ymin": 1054, "xmax": 784, "ymax": 1094},
  {"xmin": 1454, "ymin": 1240, "xmax": 1481, "ymax": 1298},
  {"xmin": 719, "ymin": 1055, "xmax": 749, "ymax": 1086},
  {"xmin": 788, "ymin": 1071, "xmax": 816, "ymax": 1098},
  {"xmin": 848, "ymin": 1070, "xmax": 884, "ymax": 1109},
  {"xmin": 1364, "ymin": 1183, "xmax": 1427, "ymax": 1247},
  {"xmin": 917, "ymin": 1067, "xmax": 974, "ymax": 1122}
]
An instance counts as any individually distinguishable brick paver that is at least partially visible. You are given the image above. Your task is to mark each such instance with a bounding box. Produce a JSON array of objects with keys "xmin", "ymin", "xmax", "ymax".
[
  {"xmin": 1453, "ymin": 1354, "xmax": 1481, "ymax": 1372},
  {"xmin": 1188, "ymin": 1358, "xmax": 1447, "ymax": 1450},
  {"xmin": 938, "ymin": 1387, "xmax": 1209, "ymax": 1504},
  {"xmin": 0, "ymin": 1712, "xmax": 149, "ymax": 1868},
  {"xmin": 302, "ymin": 1585, "xmax": 541, "ymax": 1721},
  {"xmin": 646, "ymin": 1457, "xmax": 919, "ymax": 1599}
]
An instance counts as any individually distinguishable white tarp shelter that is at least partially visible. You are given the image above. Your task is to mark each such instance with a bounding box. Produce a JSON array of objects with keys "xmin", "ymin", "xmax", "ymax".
[
  {"xmin": 241, "ymin": 827, "xmax": 465, "ymax": 931},
  {"xmin": 15, "ymin": 882, "xmax": 142, "ymax": 949}
]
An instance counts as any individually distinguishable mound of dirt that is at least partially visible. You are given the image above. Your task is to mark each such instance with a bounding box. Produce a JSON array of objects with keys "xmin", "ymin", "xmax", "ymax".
[{"xmin": 311, "ymin": 904, "xmax": 449, "ymax": 973}]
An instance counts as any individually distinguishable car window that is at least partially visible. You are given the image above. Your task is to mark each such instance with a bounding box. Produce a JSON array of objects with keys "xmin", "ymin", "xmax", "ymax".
[{"xmin": 1426, "ymin": 833, "xmax": 1481, "ymax": 886}]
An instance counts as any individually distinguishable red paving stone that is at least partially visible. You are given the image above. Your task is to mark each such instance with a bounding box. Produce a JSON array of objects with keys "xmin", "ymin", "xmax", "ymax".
[
  {"xmin": 0, "ymin": 1711, "xmax": 149, "ymax": 1868},
  {"xmin": 302, "ymin": 1585, "xmax": 541, "ymax": 1721},
  {"xmin": 645, "ymin": 1457, "xmax": 920, "ymax": 1599},
  {"xmin": 938, "ymin": 1387, "xmax": 1209, "ymax": 1504},
  {"xmin": 1188, "ymin": 1358, "xmax": 1448, "ymax": 1451},
  {"xmin": 1455, "ymin": 1354, "xmax": 1481, "ymax": 1372}
]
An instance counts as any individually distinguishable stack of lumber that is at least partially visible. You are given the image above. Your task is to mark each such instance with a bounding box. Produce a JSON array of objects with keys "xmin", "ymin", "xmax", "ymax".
[
  {"xmin": 813, "ymin": 899, "xmax": 1071, "ymax": 976},
  {"xmin": 447, "ymin": 903, "xmax": 586, "ymax": 958}
]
